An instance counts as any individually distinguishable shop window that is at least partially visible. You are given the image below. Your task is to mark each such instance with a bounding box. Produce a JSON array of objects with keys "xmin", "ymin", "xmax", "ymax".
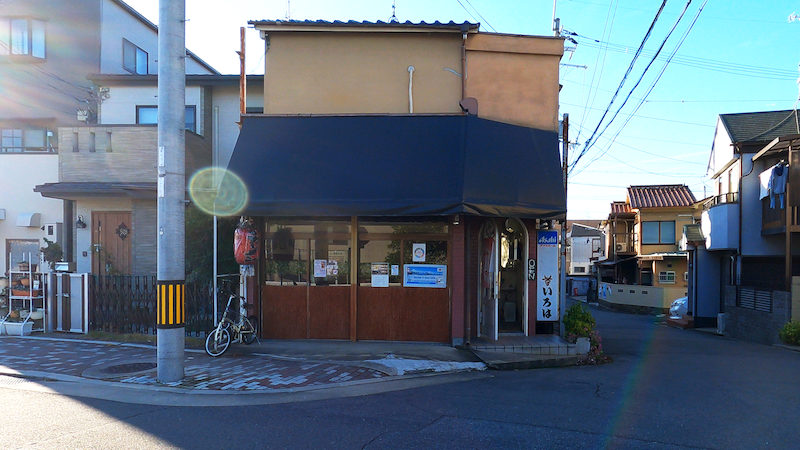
[
  {"xmin": 264, "ymin": 219, "xmax": 351, "ymax": 286},
  {"xmin": 659, "ymin": 271, "xmax": 676, "ymax": 284},
  {"xmin": 0, "ymin": 18, "xmax": 45, "ymax": 58},
  {"xmin": 357, "ymin": 219, "xmax": 448, "ymax": 286},
  {"xmin": 122, "ymin": 38, "xmax": 148, "ymax": 74}
]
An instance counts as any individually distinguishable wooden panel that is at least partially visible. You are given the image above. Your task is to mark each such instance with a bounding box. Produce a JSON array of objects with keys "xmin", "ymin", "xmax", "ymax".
[
  {"xmin": 261, "ymin": 285, "xmax": 307, "ymax": 339},
  {"xmin": 308, "ymin": 286, "xmax": 350, "ymax": 339},
  {"xmin": 357, "ymin": 286, "xmax": 450, "ymax": 342},
  {"xmin": 92, "ymin": 212, "xmax": 132, "ymax": 275}
]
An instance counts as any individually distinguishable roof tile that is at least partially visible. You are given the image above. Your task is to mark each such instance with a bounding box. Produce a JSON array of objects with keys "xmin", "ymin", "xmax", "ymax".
[{"xmin": 627, "ymin": 184, "xmax": 696, "ymax": 209}]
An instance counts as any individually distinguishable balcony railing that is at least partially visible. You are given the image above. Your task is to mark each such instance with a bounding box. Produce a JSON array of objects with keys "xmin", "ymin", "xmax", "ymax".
[
  {"xmin": 703, "ymin": 192, "xmax": 738, "ymax": 211},
  {"xmin": 762, "ymin": 198, "xmax": 799, "ymax": 234}
]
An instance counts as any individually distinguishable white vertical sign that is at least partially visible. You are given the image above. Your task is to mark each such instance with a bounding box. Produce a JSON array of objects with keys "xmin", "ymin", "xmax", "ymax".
[{"xmin": 536, "ymin": 231, "xmax": 559, "ymax": 321}]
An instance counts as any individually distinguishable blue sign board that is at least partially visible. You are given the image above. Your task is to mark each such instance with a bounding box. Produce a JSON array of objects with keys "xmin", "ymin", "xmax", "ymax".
[{"xmin": 403, "ymin": 264, "xmax": 447, "ymax": 288}]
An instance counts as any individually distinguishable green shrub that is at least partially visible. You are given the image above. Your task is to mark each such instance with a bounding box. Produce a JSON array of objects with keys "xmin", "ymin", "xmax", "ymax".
[
  {"xmin": 563, "ymin": 303, "xmax": 596, "ymax": 338},
  {"xmin": 779, "ymin": 321, "xmax": 800, "ymax": 346}
]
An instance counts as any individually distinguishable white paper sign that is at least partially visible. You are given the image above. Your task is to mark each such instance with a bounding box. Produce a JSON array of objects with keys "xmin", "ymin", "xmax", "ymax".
[
  {"xmin": 412, "ymin": 243, "xmax": 426, "ymax": 262},
  {"xmin": 327, "ymin": 260, "xmax": 338, "ymax": 276},
  {"xmin": 390, "ymin": 264, "xmax": 399, "ymax": 276},
  {"xmin": 371, "ymin": 262, "xmax": 389, "ymax": 287},
  {"xmin": 313, "ymin": 259, "xmax": 327, "ymax": 278},
  {"xmin": 536, "ymin": 231, "xmax": 559, "ymax": 321}
]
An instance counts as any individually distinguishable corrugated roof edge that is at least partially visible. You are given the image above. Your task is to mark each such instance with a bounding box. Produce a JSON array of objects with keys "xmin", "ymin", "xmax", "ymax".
[{"xmin": 249, "ymin": 19, "xmax": 479, "ymax": 32}]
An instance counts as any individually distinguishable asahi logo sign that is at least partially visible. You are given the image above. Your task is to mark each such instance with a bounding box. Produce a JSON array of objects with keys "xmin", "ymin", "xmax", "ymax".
[{"xmin": 536, "ymin": 231, "xmax": 559, "ymax": 321}]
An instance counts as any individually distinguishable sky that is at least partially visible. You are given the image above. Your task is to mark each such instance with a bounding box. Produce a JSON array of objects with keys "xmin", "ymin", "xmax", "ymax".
[{"xmin": 124, "ymin": 0, "xmax": 800, "ymax": 220}]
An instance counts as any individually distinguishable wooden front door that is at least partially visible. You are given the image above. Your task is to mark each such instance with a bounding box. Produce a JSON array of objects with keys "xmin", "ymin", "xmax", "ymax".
[{"xmin": 92, "ymin": 212, "xmax": 132, "ymax": 275}]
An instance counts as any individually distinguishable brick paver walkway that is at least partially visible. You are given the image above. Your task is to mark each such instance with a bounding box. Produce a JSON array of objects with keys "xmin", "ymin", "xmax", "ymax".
[{"xmin": 0, "ymin": 337, "xmax": 385, "ymax": 391}]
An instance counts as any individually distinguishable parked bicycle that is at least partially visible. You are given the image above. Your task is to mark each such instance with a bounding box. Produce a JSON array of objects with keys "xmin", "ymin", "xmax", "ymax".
[{"xmin": 205, "ymin": 280, "xmax": 259, "ymax": 357}]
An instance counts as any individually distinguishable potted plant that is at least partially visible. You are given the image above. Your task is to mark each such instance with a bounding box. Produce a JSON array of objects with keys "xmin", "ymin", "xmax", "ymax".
[{"xmin": 41, "ymin": 237, "xmax": 63, "ymax": 270}]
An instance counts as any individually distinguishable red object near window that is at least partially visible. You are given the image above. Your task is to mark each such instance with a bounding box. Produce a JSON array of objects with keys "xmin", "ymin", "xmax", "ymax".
[{"xmin": 234, "ymin": 223, "xmax": 260, "ymax": 265}]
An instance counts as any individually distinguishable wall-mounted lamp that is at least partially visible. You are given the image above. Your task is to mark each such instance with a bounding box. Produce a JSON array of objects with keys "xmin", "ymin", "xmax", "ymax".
[
  {"xmin": 76, "ymin": 215, "xmax": 87, "ymax": 229},
  {"xmin": 452, "ymin": 214, "xmax": 460, "ymax": 225}
]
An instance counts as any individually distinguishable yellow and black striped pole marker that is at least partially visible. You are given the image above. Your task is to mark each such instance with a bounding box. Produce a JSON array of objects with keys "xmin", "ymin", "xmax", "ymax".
[{"xmin": 157, "ymin": 280, "xmax": 185, "ymax": 328}]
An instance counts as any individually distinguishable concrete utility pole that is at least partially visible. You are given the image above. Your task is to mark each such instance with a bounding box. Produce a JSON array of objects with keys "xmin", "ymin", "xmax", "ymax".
[
  {"xmin": 560, "ymin": 113, "xmax": 569, "ymax": 334},
  {"xmin": 156, "ymin": 0, "xmax": 186, "ymax": 383}
]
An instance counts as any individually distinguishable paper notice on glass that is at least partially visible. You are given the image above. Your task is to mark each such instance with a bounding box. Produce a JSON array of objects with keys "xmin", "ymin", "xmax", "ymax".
[
  {"xmin": 313, "ymin": 259, "xmax": 327, "ymax": 278},
  {"xmin": 371, "ymin": 262, "xmax": 389, "ymax": 287},
  {"xmin": 403, "ymin": 264, "xmax": 447, "ymax": 288},
  {"xmin": 412, "ymin": 243, "xmax": 426, "ymax": 262},
  {"xmin": 390, "ymin": 264, "xmax": 399, "ymax": 276},
  {"xmin": 327, "ymin": 260, "xmax": 338, "ymax": 276}
]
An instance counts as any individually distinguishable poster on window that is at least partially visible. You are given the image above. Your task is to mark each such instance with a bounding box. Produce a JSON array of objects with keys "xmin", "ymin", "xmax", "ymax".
[
  {"xmin": 371, "ymin": 262, "xmax": 390, "ymax": 287},
  {"xmin": 403, "ymin": 264, "xmax": 447, "ymax": 288},
  {"xmin": 412, "ymin": 243, "xmax": 426, "ymax": 262},
  {"xmin": 536, "ymin": 231, "xmax": 559, "ymax": 321},
  {"xmin": 314, "ymin": 259, "xmax": 327, "ymax": 278}
]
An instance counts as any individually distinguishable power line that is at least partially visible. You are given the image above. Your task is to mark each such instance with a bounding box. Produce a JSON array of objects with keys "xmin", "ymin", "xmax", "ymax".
[
  {"xmin": 462, "ymin": 0, "xmax": 496, "ymax": 32},
  {"xmin": 454, "ymin": 0, "xmax": 495, "ymax": 32},
  {"xmin": 571, "ymin": 1, "xmax": 668, "ymax": 171},
  {"xmin": 561, "ymin": 102, "xmax": 714, "ymax": 127},
  {"xmin": 576, "ymin": 0, "xmax": 710, "ymax": 175},
  {"xmin": 581, "ymin": 0, "xmax": 694, "ymax": 165}
]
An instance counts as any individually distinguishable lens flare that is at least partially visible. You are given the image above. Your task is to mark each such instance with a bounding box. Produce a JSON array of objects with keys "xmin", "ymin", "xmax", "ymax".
[{"xmin": 188, "ymin": 167, "xmax": 248, "ymax": 216}]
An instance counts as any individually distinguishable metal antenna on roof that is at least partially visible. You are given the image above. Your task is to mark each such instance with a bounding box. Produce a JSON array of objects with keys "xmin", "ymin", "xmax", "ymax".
[
  {"xmin": 390, "ymin": 1, "xmax": 398, "ymax": 23},
  {"xmin": 285, "ymin": 0, "xmax": 291, "ymax": 20}
]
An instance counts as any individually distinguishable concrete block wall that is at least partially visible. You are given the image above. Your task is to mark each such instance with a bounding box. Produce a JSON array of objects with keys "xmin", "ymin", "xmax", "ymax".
[{"xmin": 724, "ymin": 285, "xmax": 791, "ymax": 345}]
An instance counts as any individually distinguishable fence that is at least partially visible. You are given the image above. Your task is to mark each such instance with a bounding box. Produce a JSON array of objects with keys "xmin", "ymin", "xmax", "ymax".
[{"xmin": 89, "ymin": 275, "xmax": 221, "ymax": 336}]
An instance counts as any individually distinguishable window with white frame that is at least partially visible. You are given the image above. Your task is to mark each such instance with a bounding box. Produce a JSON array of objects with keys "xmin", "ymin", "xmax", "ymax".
[
  {"xmin": 122, "ymin": 38, "xmax": 148, "ymax": 74},
  {"xmin": 1, "ymin": 127, "xmax": 53, "ymax": 152},
  {"xmin": 0, "ymin": 18, "xmax": 46, "ymax": 58},
  {"xmin": 136, "ymin": 105, "xmax": 197, "ymax": 133},
  {"xmin": 659, "ymin": 271, "xmax": 676, "ymax": 284}
]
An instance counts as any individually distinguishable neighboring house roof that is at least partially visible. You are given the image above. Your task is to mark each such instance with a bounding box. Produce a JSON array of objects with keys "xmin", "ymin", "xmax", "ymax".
[
  {"xmin": 89, "ymin": 74, "xmax": 264, "ymax": 86},
  {"xmin": 570, "ymin": 223, "xmax": 603, "ymax": 237},
  {"xmin": 568, "ymin": 219, "xmax": 603, "ymax": 230},
  {"xmin": 719, "ymin": 109, "xmax": 800, "ymax": 144},
  {"xmin": 627, "ymin": 185, "xmax": 696, "ymax": 209},
  {"xmin": 610, "ymin": 201, "xmax": 633, "ymax": 215},
  {"xmin": 34, "ymin": 182, "xmax": 156, "ymax": 200},
  {"xmin": 249, "ymin": 19, "xmax": 479, "ymax": 33},
  {"xmin": 111, "ymin": 0, "xmax": 220, "ymax": 74}
]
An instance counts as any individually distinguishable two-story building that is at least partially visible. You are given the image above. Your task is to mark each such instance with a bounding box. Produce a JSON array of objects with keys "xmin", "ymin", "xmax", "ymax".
[
  {"xmin": 2, "ymin": 0, "xmax": 218, "ymax": 277},
  {"xmin": 688, "ymin": 110, "xmax": 800, "ymax": 343},
  {"xmin": 597, "ymin": 185, "xmax": 696, "ymax": 313},
  {"xmin": 223, "ymin": 20, "xmax": 566, "ymax": 345}
]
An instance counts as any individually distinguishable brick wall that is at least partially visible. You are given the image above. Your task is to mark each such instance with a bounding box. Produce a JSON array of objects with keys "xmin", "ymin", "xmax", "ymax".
[{"xmin": 724, "ymin": 285, "xmax": 791, "ymax": 345}]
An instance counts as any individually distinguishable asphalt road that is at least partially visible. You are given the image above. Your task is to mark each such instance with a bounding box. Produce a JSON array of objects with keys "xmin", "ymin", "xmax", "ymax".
[{"xmin": 2, "ymin": 302, "xmax": 799, "ymax": 449}]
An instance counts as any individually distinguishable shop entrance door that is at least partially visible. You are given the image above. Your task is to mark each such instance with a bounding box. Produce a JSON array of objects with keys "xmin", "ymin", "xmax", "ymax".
[
  {"xmin": 498, "ymin": 219, "xmax": 526, "ymax": 333},
  {"xmin": 478, "ymin": 221, "xmax": 498, "ymax": 340}
]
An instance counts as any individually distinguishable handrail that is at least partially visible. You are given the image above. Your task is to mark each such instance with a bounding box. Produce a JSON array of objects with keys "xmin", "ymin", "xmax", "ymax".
[{"xmin": 703, "ymin": 192, "xmax": 738, "ymax": 210}]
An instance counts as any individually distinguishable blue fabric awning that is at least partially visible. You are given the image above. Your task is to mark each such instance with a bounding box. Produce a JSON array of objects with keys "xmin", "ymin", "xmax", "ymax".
[{"xmin": 226, "ymin": 114, "xmax": 565, "ymax": 218}]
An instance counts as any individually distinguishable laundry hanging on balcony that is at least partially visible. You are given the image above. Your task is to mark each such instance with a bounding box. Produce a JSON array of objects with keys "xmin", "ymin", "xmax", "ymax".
[{"xmin": 763, "ymin": 162, "xmax": 788, "ymax": 209}]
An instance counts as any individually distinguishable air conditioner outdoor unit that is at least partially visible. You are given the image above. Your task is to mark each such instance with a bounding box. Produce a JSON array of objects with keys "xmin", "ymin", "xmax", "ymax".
[{"xmin": 616, "ymin": 242, "xmax": 628, "ymax": 252}]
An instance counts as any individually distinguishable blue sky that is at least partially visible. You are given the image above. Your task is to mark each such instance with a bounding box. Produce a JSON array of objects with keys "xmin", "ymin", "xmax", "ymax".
[{"xmin": 125, "ymin": 0, "xmax": 800, "ymax": 219}]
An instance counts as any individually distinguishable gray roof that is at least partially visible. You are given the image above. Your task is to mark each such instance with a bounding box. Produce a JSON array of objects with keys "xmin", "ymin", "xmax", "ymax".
[
  {"xmin": 250, "ymin": 19, "xmax": 479, "ymax": 32},
  {"xmin": 570, "ymin": 223, "xmax": 603, "ymax": 237},
  {"xmin": 719, "ymin": 110, "xmax": 800, "ymax": 144}
]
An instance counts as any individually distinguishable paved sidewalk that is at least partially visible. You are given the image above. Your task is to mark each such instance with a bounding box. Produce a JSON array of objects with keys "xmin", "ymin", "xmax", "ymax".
[{"xmin": 0, "ymin": 336, "xmax": 486, "ymax": 394}]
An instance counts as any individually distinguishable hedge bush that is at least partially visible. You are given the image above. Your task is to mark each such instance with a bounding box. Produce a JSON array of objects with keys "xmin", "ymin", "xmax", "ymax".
[{"xmin": 779, "ymin": 321, "xmax": 800, "ymax": 346}]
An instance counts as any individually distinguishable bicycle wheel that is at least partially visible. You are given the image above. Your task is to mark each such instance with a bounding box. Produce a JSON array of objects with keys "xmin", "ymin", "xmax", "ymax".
[
  {"xmin": 242, "ymin": 316, "xmax": 259, "ymax": 345},
  {"xmin": 205, "ymin": 327, "xmax": 231, "ymax": 357}
]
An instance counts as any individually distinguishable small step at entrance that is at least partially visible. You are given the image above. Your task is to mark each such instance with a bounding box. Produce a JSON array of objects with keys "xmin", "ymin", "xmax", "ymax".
[{"xmin": 468, "ymin": 335, "xmax": 577, "ymax": 356}]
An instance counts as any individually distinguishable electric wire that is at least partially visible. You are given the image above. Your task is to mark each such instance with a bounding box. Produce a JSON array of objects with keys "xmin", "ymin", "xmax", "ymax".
[
  {"xmin": 571, "ymin": 1, "xmax": 668, "ymax": 172},
  {"xmin": 574, "ymin": 0, "xmax": 710, "ymax": 176},
  {"xmin": 462, "ymin": 0, "xmax": 496, "ymax": 32},
  {"xmin": 579, "ymin": 0, "xmax": 694, "ymax": 167}
]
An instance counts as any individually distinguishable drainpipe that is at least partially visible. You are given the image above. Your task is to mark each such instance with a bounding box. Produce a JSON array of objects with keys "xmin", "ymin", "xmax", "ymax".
[
  {"xmin": 464, "ymin": 220, "xmax": 471, "ymax": 345},
  {"xmin": 407, "ymin": 65, "xmax": 415, "ymax": 113},
  {"xmin": 461, "ymin": 31, "xmax": 467, "ymax": 101}
]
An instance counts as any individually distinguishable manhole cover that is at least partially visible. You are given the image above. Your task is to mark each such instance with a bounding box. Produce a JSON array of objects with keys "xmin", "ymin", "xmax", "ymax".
[{"xmin": 99, "ymin": 362, "xmax": 157, "ymax": 374}]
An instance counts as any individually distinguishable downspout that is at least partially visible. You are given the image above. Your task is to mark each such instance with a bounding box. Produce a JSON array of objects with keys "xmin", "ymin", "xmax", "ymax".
[
  {"xmin": 464, "ymin": 220, "xmax": 471, "ymax": 345},
  {"xmin": 407, "ymin": 65, "xmax": 415, "ymax": 113},
  {"xmin": 461, "ymin": 31, "xmax": 467, "ymax": 101}
]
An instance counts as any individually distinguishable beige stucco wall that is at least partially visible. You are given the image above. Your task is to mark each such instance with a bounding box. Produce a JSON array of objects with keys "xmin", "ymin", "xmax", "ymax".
[
  {"xmin": 263, "ymin": 32, "xmax": 463, "ymax": 114},
  {"xmin": 653, "ymin": 258, "xmax": 688, "ymax": 288},
  {"xmin": 599, "ymin": 282, "xmax": 686, "ymax": 310},
  {"xmin": 465, "ymin": 34, "xmax": 562, "ymax": 131}
]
